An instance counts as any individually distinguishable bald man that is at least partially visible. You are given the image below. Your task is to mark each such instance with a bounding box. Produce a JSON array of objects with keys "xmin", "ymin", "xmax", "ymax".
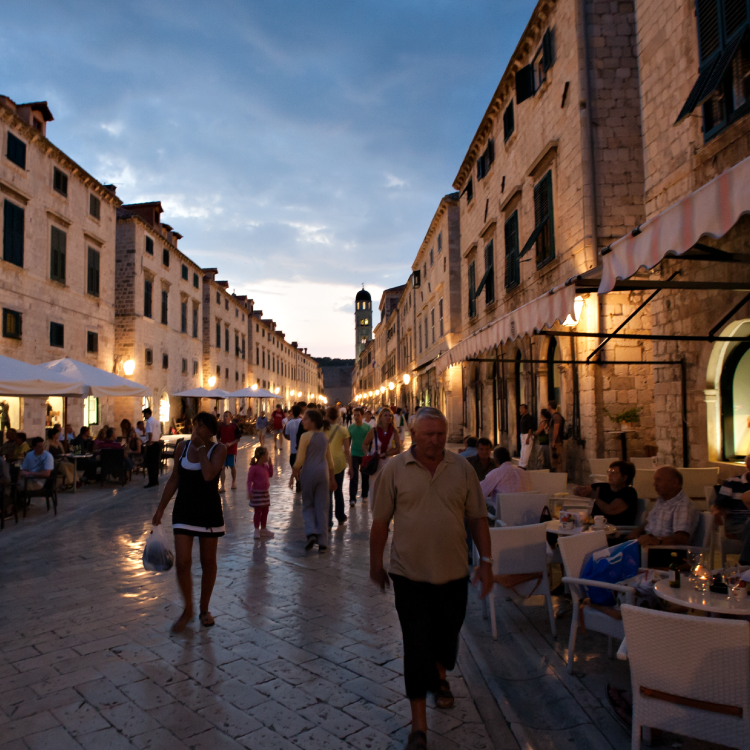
[{"xmin": 627, "ymin": 466, "xmax": 699, "ymax": 547}]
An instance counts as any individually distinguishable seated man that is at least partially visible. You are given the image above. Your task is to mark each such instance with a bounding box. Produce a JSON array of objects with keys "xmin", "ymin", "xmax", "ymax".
[
  {"xmin": 71, "ymin": 426, "xmax": 92, "ymax": 452},
  {"xmin": 459, "ymin": 436, "xmax": 478, "ymax": 458},
  {"xmin": 13, "ymin": 432, "xmax": 30, "ymax": 459},
  {"xmin": 19, "ymin": 437, "xmax": 54, "ymax": 491},
  {"xmin": 480, "ymin": 446, "xmax": 532, "ymax": 509},
  {"xmin": 466, "ymin": 438, "xmax": 497, "ymax": 481},
  {"xmin": 627, "ymin": 466, "xmax": 698, "ymax": 547},
  {"xmin": 0, "ymin": 428, "xmax": 17, "ymax": 458},
  {"xmin": 574, "ymin": 460, "xmax": 638, "ymax": 525},
  {"xmin": 712, "ymin": 454, "xmax": 750, "ymax": 563}
]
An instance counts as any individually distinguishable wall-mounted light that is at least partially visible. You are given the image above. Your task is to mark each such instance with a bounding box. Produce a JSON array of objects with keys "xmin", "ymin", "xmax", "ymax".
[
  {"xmin": 275, "ymin": 387, "xmax": 281, "ymax": 394},
  {"xmin": 563, "ymin": 296, "xmax": 585, "ymax": 327},
  {"xmin": 388, "ymin": 382, "xmax": 395, "ymax": 390},
  {"xmin": 402, "ymin": 373, "xmax": 411, "ymax": 385},
  {"xmin": 368, "ymin": 390, "xmax": 373, "ymax": 397},
  {"xmin": 380, "ymin": 386, "xmax": 385, "ymax": 394},
  {"xmin": 208, "ymin": 376, "xmax": 217, "ymax": 387},
  {"xmin": 251, "ymin": 383, "xmax": 258, "ymax": 391},
  {"xmin": 298, "ymin": 391, "xmax": 302, "ymax": 397},
  {"xmin": 123, "ymin": 359, "xmax": 135, "ymax": 377}
]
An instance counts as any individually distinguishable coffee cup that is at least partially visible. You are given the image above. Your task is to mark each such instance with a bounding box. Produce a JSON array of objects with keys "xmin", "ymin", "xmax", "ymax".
[
  {"xmin": 562, "ymin": 520, "xmax": 574, "ymax": 531},
  {"xmin": 733, "ymin": 585, "xmax": 748, "ymax": 602},
  {"xmin": 593, "ymin": 515, "xmax": 606, "ymax": 529}
]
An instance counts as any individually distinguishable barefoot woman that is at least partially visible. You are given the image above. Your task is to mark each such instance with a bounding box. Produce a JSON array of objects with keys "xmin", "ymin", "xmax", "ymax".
[{"xmin": 152, "ymin": 411, "xmax": 227, "ymax": 632}]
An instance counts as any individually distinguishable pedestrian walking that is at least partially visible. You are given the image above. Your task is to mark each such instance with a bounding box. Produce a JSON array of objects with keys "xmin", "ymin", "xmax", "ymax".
[
  {"xmin": 370, "ymin": 407, "xmax": 492, "ymax": 749},
  {"xmin": 362, "ymin": 407, "xmax": 402, "ymax": 510},
  {"xmin": 218, "ymin": 411, "xmax": 241, "ymax": 492},
  {"xmin": 284, "ymin": 404, "xmax": 303, "ymax": 492},
  {"xmin": 395, "ymin": 407, "xmax": 407, "ymax": 444},
  {"xmin": 323, "ymin": 406, "xmax": 352, "ymax": 528},
  {"xmin": 152, "ymin": 412, "xmax": 227, "ymax": 633},
  {"xmin": 142, "ymin": 407, "xmax": 162, "ymax": 488},
  {"xmin": 247, "ymin": 446, "xmax": 274, "ymax": 539},
  {"xmin": 518, "ymin": 403, "xmax": 536, "ymax": 469},
  {"xmin": 271, "ymin": 404, "xmax": 285, "ymax": 450},
  {"xmin": 348, "ymin": 407, "xmax": 371, "ymax": 506},
  {"xmin": 256, "ymin": 412, "xmax": 268, "ymax": 444},
  {"xmin": 536, "ymin": 409, "xmax": 551, "ymax": 469},
  {"xmin": 290, "ymin": 408, "xmax": 336, "ymax": 553},
  {"xmin": 548, "ymin": 399, "xmax": 566, "ymax": 473}
]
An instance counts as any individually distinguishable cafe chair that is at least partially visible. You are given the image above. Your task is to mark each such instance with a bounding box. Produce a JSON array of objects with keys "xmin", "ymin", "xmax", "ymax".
[
  {"xmin": 640, "ymin": 510, "xmax": 714, "ymax": 568},
  {"xmin": 1, "ymin": 468, "xmax": 18, "ymax": 530},
  {"xmin": 528, "ymin": 471, "xmax": 568, "ymax": 496},
  {"xmin": 496, "ymin": 493, "xmax": 550, "ymax": 527},
  {"xmin": 98, "ymin": 449, "xmax": 128, "ymax": 487},
  {"xmin": 159, "ymin": 439, "xmax": 178, "ymax": 473},
  {"xmin": 19, "ymin": 468, "xmax": 59, "ymax": 517},
  {"xmin": 482, "ymin": 523, "xmax": 556, "ymax": 638},
  {"xmin": 621, "ymin": 604, "xmax": 750, "ymax": 750},
  {"xmin": 558, "ymin": 530, "xmax": 635, "ymax": 674}
]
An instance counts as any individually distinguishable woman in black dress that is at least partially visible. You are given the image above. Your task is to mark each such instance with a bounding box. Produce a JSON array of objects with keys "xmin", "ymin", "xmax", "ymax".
[{"xmin": 152, "ymin": 412, "xmax": 227, "ymax": 633}]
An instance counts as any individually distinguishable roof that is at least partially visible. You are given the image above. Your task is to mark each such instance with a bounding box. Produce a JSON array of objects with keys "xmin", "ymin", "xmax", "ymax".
[
  {"xmin": 18, "ymin": 101, "xmax": 54, "ymax": 122},
  {"xmin": 356, "ymin": 289, "xmax": 371, "ymax": 302}
]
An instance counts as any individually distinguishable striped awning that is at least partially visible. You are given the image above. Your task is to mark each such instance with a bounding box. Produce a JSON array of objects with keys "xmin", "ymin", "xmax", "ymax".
[
  {"xmin": 599, "ymin": 155, "xmax": 750, "ymax": 294},
  {"xmin": 435, "ymin": 284, "xmax": 577, "ymax": 377}
]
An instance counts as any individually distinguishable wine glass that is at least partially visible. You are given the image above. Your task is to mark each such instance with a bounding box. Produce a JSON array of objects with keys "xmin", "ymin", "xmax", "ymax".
[
  {"xmin": 726, "ymin": 565, "xmax": 741, "ymax": 598},
  {"xmin": 693, "ymin": 553, "xmax": 710, "ymax": 593}
]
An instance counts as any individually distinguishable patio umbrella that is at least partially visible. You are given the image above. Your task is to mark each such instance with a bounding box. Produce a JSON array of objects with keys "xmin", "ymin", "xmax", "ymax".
[
  {"xmin": 174, "ymin": 388, "xmax": 218, "ymax": 398},
  {"xmin": 40, "ymin": 358, "xmax": 150, "ymax": 398},
  {"xmin": 0, "ymin": 354, "xmax": 85, "ymax": 396},
  {"xmin": 229, "ymin": 386, "xmax": 277, "ymax": 398}
]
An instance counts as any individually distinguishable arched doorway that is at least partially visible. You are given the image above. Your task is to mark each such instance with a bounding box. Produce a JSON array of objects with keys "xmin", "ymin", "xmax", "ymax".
[{"xmin": 720, "ymin": 341, "xmax": 750, "ymax": 460}]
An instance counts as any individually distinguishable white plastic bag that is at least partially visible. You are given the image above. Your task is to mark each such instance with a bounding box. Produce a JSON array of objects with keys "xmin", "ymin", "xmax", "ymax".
[{"xmin": 142, "ymin": 525, "xmax": 175, "ymax": 572}]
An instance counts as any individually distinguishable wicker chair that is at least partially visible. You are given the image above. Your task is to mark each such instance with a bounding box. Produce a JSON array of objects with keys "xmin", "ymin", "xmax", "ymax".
[
  {"xmin": 484, "ymin": 523, "xmax": 557, "ymax": 638},
  {"xmin": 495, "ymin": 492, "xmax": 550, "ymax": 527},
  {"xmin": 98, "ymin": 449, "xmax": 128, "ymax": 487},
  {"xmin": 558, "ymin": 530, "xmax": 635, "ymax": 673},
  {"xmin": 19, "ymin": 467, "xmax": 58, "ymax": 517},
  {"xmin": 622, "ymin": 603, "xmax": 750, "ymax": 750}
]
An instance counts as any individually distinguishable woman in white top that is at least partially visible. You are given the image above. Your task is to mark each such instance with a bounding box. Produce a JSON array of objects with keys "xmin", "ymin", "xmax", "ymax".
[{"xmin": 362, "ymin": 408, "xmax": 401, "ymax": 508}]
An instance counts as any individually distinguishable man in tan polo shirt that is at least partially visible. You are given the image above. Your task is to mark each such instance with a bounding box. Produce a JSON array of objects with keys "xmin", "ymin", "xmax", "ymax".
[{"xmin": 370, "ymin": 407, "xmax": 493, "ymax": 750}]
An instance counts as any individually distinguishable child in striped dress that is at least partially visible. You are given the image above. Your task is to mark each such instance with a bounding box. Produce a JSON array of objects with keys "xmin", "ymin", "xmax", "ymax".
[{"xmin": 247, "ymin": 446, "xmax": 273, "ymax": 539}]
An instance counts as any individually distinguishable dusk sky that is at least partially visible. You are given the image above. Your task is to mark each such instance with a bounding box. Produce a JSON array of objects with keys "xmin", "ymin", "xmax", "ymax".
[{"xmin": 2, "ymin": 1, "xmax": 535, "ymax": 359}]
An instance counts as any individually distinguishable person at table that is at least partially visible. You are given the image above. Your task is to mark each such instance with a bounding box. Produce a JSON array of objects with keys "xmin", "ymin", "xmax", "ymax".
[
  {"xmin": 574, "ymin": 460, "xmax": 638, "ymax": 525},
  {"xmin": 480, "ymin": 446, "xmax": 532, "ymax": 509},
  {"xmin": 47, "ymin": 427, "xmax": 77, "ymax": 489},
  {"xmin": 459, "ymin": 436, "xmax": 478, "ymax": 458},
  {"xmin": 626, "ymin": 466, "xmax": 698, "ymax": 547},
  {"xmin": 64, "ymin": 423, "xmax": 76, "ymax": 442},
  {"xmin": 12, "ymin": 432, "xmax": 30, "ymax": 460},
  {"xmin": 0, "ymin": 428, "xmax": 18, "ymax": 459},
  {"xmin": 518, "ymin": 404, "xmax": 536, "ymax": 469},
  {"xmin": 19, "ymin": 437, "xmax": 54, "ymax": 491},
  {"xmin": 712, "ymin": 453, "xmax": 750, "ymax": 563},
  {"xmin": 71, "ymin": 426, "xmax": 93, "ymax": 453},
  {"xmin": 466, "ymin": 438, "xmax": 497, "ymax": 481}
]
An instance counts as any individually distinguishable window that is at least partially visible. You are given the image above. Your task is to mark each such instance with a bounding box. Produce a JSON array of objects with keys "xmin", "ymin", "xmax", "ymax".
[
  {"xmin": 50, "ymin": 226, "xmax": 66, "ymax": 283},
  {"xmin": 225, "ymin": 327, "xmax": 229, "ymax": 352},
  {"xmin": 216, "ymin": 365, "xmax": 220, "ymax": 377},
  {"xmin": 476, "ymin": 139, "xmax": 495, "ymax": 180},
  {"xmin": 533, "ymin": 171, "xmax": 555, "ymax": 268},
  {"xmin": 235, "ymin": 308, "xmax": 238, "ymax": 318},
  {"xmin": 2, "ymin": 309, "xmax": 21, "ymax": 339},
  {"xmin": 430, "ymin": 248, "xmax": 434, "ymax": 266},
  {"xmin": 87, "ymin": 331, "xmax": 98, "ymax": 353},
  {"xmin": 162, "ymin": 248, "xmax": 169, "ymax": 267},
  {"xmin": 3, "ymin": 200, "xmax": 24, "ymax": 267},
  {"xmin": 161, "ymin": 289, "xmax": 168, "ymax": 325},
  {"xmin": 182, "ymin": 358, "xmax": 188, "ymax": 374},
  {"xmin": 50, "ymin": 322, "xmax": 64, "ymax": 348},
  {"xmin": 463, "ymin": 177, "xmax": 473, "ymax": 203},
  {"xmin": 468, "ymin": 260, "xmax": 477, "ymax": 318},
  {"xmin": 504, "ymin": 101, "xmax": 515, "ymax": 141},
  {"xmin": 53, "ymin": 167, "xmax": 68, "ymax": 197},
  {"xmin": 225, "ymin": 299, "xmax": 229, "ymax": 310},
  {"xmin": 89, "ymin": 194, "xmax": 101, "ymax": 220},
  {"xmin": 484, "ymin": 240, "xmax": 495, "ymax": 303},
  {"xmin": 193, "ymin": 272, "xmax": 199, "ymax": 288},
  {"xmin": 83, "ymin": 396, "xmax": 100, "ymax": 428},
  {"xmin": 145, "ymin": 348, "xmax": 153, "ymax": 366},
  {"xmin": 144, "ymin": 279, "xmax": 153, "ymax": 318},
  {"xmin": 192, "ymin": 306, "xmax": 198, "ymax": 338},
  {"xmin": 418, "ymin": 323, "xmax": 422, "ymax": 353},
  {"xmin": 263, "ymin": 351, "xmax": 266, "ymax": 368},
  {"xmin": 145, "ymin": 237, "xmax": 154, "ymax": 255},
  {"xmin": 216, "ymin": 291, "xmax": 220, "ymax": 303},
  {"xmin": 87, "ymin": 247, "xmax": 100, "ymax": 296},
  {"xmin": 256, "ymin": 346, "xmax": 259, "ymax": 365},
  {"xmin": 181, "ymin": 264, "xmax": 188, "ymax": 281},
  {"xmin": 430, "ymin": 308, "xmax": 435, "ymax": 344},
  {"xmin": 193, "ymin": 360, "xmax": 198, "ymax": 375},
  {"xmin": 181, "ymin": 300, "xmax": 187, "ymax": 333},
  {"xmin": 236, "ymin": 371, "xmax": 239, "ymax": 381},
  {"xmin": 6, "ymin": 133, "xmax": 26, "ymax": 169},
  {"xmin": 162, "ymin": 353, "xmax": 169, "ymax": 369},
  {"xmin": 437, "ymin": 232, "xmax": 443, "ymax": 254},
  {"xmin": 439, "ymin": 298, "xmax": 444, "ymax": 337},
  {"xmin": 516, "ymin": 28, "xmax": 554, "ymax": 103},
  {"xmin": 504, "ymin": 211, "xmax": 521, "ymax": 290},
  {"xmin": 216, "ymin": 321, "xmax": 221, "ymax": 348}
]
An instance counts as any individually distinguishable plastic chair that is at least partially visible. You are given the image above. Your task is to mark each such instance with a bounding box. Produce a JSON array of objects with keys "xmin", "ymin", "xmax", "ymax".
[
  {"xmin": 528, "ymin": 472, "xmax": 567, "ymax": 496},
  {"xmin": 484, "ymin": 523, "xmax": 556, "ymax": 638},
  {"xmin": 496, "ymin": 492, "xmax": 550, "ymax": 527},
  {"xmin": 558, "ymin": 530, "xmax": 635, "ymax": 673},
  {"xmin": 622, "ymin": 603, "xmax": 750, "ymax": 750}
]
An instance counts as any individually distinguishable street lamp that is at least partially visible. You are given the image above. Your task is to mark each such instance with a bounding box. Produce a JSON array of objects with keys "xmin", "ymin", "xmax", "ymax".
[
  {"xmin": 402, "ymin": 373, "xmax": 411, "ymax": 385},
  {"xmin": 380, "ymin": 386, "xmax": 385, "ymax": 394},
  {"xmin": 388, "ymin": 382, "xmax": 395, "ymax": 391},
  {"xmin": 251, "ymin": 383, "xmax": 258, "ymax": 390},
  {"xmin": 123, "ymin": 359, "xmax": 135, "ymax": 376},
  {"xmin": 274, "ymin": 387, "xmax": 280, "ymax": 394},
  {"xmin": 298, "ymin": 391, "xmax": 302, "ymax": 397},
  {"xmin": 208, "ymin": 376, "xmax": 217, "ymax": 387},
  {"xmin": 563, "ymin": 295, "xmax": 585, "ymax": 327}
]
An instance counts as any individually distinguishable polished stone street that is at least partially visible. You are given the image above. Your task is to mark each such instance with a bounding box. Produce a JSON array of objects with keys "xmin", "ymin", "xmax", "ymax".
[{"xmin": 0, "ymin": 436, "xmax": 642, "ymax": 750}]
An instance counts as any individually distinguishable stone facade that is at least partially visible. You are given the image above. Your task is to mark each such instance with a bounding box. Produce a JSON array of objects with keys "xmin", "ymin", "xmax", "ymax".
[{"xmin": 0, "ymin": 96, "xmax": 121, "ymax": 437}]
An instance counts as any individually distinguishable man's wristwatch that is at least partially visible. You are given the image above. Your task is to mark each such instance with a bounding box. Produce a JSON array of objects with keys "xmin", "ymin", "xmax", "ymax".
[{"xmin": 480, "ymin": 556, "xmax": 494, "ymax": 565}]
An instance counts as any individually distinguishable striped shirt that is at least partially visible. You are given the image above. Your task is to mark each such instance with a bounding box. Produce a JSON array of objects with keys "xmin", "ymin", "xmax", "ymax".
[
  {"xmin": 644, "ymin": 490, "xmax": 699, "ymax": 540},
  {"xmin": 716, "ymin": 472, "xmax": 750, "ymax": 528}
]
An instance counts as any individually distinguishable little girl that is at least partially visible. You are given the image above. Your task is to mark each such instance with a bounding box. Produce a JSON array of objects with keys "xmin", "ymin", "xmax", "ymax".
[{"xmin": 247, "ymin": 446, "xmax": 273, "ymax": 539}]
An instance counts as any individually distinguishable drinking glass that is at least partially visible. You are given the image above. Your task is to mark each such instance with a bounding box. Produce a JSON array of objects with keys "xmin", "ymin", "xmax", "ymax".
[
  {"xmin": 693, "ymin": 554, "xmax": 710, "ymax": 593},
  {"xmin": 726, "ymin": 566, "xmax": 741, "ymax": 597}
]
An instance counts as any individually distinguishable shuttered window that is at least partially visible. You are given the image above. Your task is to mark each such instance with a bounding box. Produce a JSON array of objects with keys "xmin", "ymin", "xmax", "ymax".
[
  {"xmin": 53, "ymin": 168, "xmax": 68, "ymax": 197},
  {"xmin": 192, "ymin": 306, "xmax": 198, "ymax": 338},
  {"xmin": 6, "ymin": 133, "xmax": 26, "ymax": 169},
  {"xmin": 87, "ymin": 331, "xmax": 98, "ymax": 353},
  {"xmin": 534, "ymin": 171, "xmax": 555, "ymax": 268},
  {"xmin": 225, "ymin": 327, "xmax": 229, "ymax": 352},
  {"xmin": 145, "ymin": 237, "xmax": 154, "ymax": 255},
  {"xmin": 181, "ymin": 264, "xmax": 188, "ymax": 280},
  {"xmin": 161, "ymin": 289, "xmax": 168, "ymax": 325},
  {"xmin": 144, "ymin": 279, "xmax": 152, "ymax": 318},
  {"xmin": 503, "ymin": 101, "xmax": 515, "ymax": 141},
  {"xmin": 2, "ymin": 309, "xmax": 21, "ymax": 339},
  {"xmin": 484, "ymin": 241, "xmax": 495, "ymax": 303},
  {"xmin": 193, "ymin": 272, "xmax": 199, "ymax": 288},
  {"xmin": 50, "ymin": 226, "xmax": 66, "ymax": 283},
  {"xmin": 504, "ymin": 211, "xmax": 520, "ymax": 290},
  {"xmin": 439, "ymin": 298, "xmax": 444, "ymax": 337},
  {"xmin": 162, "ymin": 248, "xmax": 169, "ymax": 267},
  {"xmin": 476, "ymin": 140, "xmax": 495, "ymax": 181},
  {"xmin": 216, "ymin": 321, "xmax": 221, "ymax": 348},
  {"xmin": 50, "ymin": 322, "xmax": 64, "ymax": 348},
  {"xmin": 87, "ymin": 247, "xmax": 100, "ymax": 296},
  {"xmin": 468, "ymin": 261, "xmax": 477, "ymax": 319},
  {"xmin": 3, "ymin": 200, "xmax": 24, "ymax": 267},
  {"xmin": 181, "ymin": 301, "xmax": 187, "ymax": 333},
  {"xmin": 162, "ymin": 353, "xmax": 169, "ymax": 369},
  {"xmin": 89, "ymin": 194, "xmax": 101, "ymax": 220}
]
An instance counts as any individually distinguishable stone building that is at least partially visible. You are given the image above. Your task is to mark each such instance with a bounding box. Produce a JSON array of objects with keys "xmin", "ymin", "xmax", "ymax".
[
  {"xmin": 114, "ymin": 202, "xmax": 204, "ymax": 429},
  {"xmin": 0, "ymin": 95, "xmax": 121, "ymax": 436},
  {"xmin": 355, "ymin": 288, "xmax": 373, "ymax": 358}
]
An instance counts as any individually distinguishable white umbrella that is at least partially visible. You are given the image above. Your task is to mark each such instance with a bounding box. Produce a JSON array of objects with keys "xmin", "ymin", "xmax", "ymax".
[
  {"xmin": 229, "ymin": 387, "xmax": 277, "ymax": 398},
  {"xmin": 174, "ymin": 388, "xmax": 217, "ymax": 398},
  {"xmin": 41, "ymin": 358, "xmax": 150, "ymax": 398},
  {"xmin": 206, "ymin": 388, "xmax": 231, "ymax": 398},
  {"xmin": 0, "ymin": 354, "xmax": 85, "ymax": 396}
]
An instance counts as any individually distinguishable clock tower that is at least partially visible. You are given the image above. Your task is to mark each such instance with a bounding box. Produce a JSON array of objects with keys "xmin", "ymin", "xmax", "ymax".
[{"xmin": 355, "ymin": 287, "xmax": 372, "ymax": 359}]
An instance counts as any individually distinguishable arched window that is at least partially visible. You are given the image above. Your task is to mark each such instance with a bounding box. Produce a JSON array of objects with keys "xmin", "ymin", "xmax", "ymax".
[
  {"xmin": 720, "ymin": 341, "xmax": 750, "ymax": 460},
  {"xmin": 547, "ymin": 337, "xmax": 561, "ymax": 405}
]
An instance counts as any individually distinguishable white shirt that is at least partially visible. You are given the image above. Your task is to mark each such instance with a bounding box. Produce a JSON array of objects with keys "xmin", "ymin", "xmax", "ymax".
[
  {"xmin": 145, "ymin": 416, "xmax": 161, "ymax": 442},
  {"xmin": 339, "ymin": 407, "xmax": 347, "ymax": 418},
  {"xmin": 480, "ymin": 462, "xmax": 533, "ymax": 498},
  {"xmin": 284, "ymin": 417, "xmax": 302, "ymax": 453},
  {"xmin": 645, "ymin": 490, "xmax": 699, "ymax": 540}
]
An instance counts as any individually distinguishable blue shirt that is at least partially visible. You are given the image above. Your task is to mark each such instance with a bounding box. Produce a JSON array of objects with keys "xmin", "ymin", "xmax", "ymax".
[{"xmin": 21, "ymin": 450, "xmax": 54, "ymax": 474}]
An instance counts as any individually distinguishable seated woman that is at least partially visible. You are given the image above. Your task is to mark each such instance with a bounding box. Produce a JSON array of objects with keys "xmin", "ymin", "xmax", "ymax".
[
  {"xmin": 574, "ymin": 459, "xmax": 638, "ymax": 525},
  {"xmin": 47, "ymin": 426, "xmax": 78, "ymax": 489}
]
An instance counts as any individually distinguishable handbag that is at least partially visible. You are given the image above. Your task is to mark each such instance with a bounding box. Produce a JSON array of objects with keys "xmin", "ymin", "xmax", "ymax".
[
  {"xmin": 539, "ymin": 505, "xmax": 552, "ymax": 523},
  {"xmin": 360, "ymin": 431, "xmax": 380, "ymax": 476}
]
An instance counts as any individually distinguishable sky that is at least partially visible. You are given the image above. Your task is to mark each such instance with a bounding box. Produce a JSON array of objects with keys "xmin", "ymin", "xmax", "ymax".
[{"xmin": 2, "ymin": 0, "xmax": 535, "ymax": 359}]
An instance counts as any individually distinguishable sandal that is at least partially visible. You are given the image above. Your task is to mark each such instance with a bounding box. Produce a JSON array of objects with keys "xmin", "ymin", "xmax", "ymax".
[
  {"xmin": 199, "ymin": 611, "xmax": 215, "ymax": 627},
  {"xmin": 170, "ymin": 610, "xmax": 194, "ymax": 634},
  {"xmin": 406, "ymin": 730, "xmax": 427, "ymax": 749},
  {"xmin": 435, "ymin": 679, "xmax": 454, "ymax": 709}
]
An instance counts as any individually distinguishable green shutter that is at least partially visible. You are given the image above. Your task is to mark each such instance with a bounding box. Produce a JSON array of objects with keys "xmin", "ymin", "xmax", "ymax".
[
  {"xmin": 468, "ymin": 261, "xmax": 476, "ymax": 318},
  {"xmin": 7, "ymin": 133, "xmax": 26, "ymax": 169},
  {"xmin": 51, "ymin": 226, "xmax": 66, "ymax": 282},
  {"xmin": 88, "ymin": 247, "xmax": 100, "ymax": 296},
  {"xmin": 484, "ymin": 241, "xmax": 495, "ymax": 303},
  {"xmin": 3, "ymin": 200, "xmax": 24, "ymax": 267},
  {"xmin": 504, "ymin": 211, "xmax": 520, "ymax": 289}
]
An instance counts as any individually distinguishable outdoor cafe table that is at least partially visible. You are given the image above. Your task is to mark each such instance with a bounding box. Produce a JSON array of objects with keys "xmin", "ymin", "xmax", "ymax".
[
  {"xmin": 545, "ymin": 519, "xmax": 617, "ymax": 536},
  {"xmin": 61, "ymin": 453, "xmax": 93, "ymax": 493}
]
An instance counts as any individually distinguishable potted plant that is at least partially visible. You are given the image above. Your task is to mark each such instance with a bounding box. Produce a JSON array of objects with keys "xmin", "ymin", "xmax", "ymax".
[{"xmin": 603, "ymin": 406, "xmax": 643, "ymax": 431}]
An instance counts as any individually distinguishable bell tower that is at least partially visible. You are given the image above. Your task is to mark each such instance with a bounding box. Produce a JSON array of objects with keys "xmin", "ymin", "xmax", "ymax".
[{"xmin": 355, "ymin": 287, "xmax": 372, "ymax": 359}]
